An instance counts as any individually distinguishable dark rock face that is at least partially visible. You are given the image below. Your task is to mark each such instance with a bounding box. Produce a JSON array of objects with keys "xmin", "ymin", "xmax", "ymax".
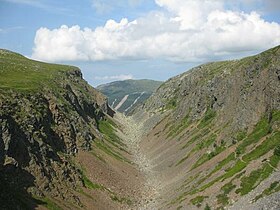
[
  {"xmin": 144, "ymin": 46, "xmax": 280, "ymax": 135},
  {"xmin": 0, "ymin": 67, "xmax": 114, "ymax": 207}
]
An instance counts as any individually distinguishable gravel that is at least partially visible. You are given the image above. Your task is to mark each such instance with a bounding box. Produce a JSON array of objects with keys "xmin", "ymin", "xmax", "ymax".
[{"xmin": 116, "ymin": 112, "xmax": 163, "ymax": 210}]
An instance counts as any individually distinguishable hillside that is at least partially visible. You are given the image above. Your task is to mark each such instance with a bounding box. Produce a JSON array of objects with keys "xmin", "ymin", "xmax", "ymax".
[
  {"xmin": 132, "ymin": 45, "xmax": 280, "ymax": 209},
  {"xmin": 97, "ymin": 79, "xmax": 162, "ymax": 114},
  {"xmin": 1, "ymin": 46, "xmax": 280, "ymax": 210},
  {"xmin": 0, "ymin": 49, "xmax": 143, "ymax": 209}
]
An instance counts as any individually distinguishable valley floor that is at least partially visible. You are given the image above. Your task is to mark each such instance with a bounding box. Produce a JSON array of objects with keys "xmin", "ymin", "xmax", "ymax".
[{"xmin": 115, "ymin": 113, "xmax": 162, "ymax": 209}]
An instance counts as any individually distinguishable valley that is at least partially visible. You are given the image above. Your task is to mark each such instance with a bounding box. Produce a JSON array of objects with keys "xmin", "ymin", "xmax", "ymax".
[{"xmin": 0, "ymin": 46, "xmax": 280, "ymax": 210}]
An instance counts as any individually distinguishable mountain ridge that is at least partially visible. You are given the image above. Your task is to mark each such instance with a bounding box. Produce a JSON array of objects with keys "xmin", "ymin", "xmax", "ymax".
[{"xmin": 97, "ymin": 79, "xmax": 162, "ymax": 114}]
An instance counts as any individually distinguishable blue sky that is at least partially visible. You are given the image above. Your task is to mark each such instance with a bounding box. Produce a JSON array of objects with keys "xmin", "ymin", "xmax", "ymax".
[{"xmin": 1, "ymin": 0, "xmax": 280, "ymax": 86}]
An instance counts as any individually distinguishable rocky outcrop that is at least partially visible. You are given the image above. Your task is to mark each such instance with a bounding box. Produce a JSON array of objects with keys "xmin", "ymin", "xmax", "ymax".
[
  {"xmin": 145, "ymin": 45, "xmax": 280, "ymax": 137},
  {"xmin": 0, "ymin": 50, "xmax": 115, "ymax": 208}
]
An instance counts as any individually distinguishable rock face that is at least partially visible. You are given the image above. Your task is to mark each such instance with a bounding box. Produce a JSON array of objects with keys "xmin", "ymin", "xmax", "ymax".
[
  {"xmin": 134, "ymin": 45, "xmax": 280, "ymax": 209},
  {"xmin": 97, "ymin": 79, "xmax": 162, "ymax": 114},
  {"xmin": 145, "ymin": 46, "xmax": 280, "ymax": 133},
  {"xmin": 0, "ymin": 49, "xmax": 115, "ymax": 208}
]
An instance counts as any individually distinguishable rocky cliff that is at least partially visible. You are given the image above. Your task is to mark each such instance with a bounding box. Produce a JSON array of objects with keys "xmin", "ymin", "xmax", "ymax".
[{"xmin": 0, "ymin": 49, "xmax": 137, "ymax": 209}]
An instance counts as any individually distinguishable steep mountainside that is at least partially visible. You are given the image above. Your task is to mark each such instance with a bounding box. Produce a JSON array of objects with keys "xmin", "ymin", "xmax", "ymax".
[
  {"xmin": 97, "ymin": 79, "xmax": 162, "ymax": 114},
  {"xmin": 132, "ymin": 45, "xmax": 280, "ymax": 209},
  {"xmin": 0, "ymin": 49, "xmax": 143, "ymax": 209},
  {"xmin": 1, "ymin": 46, "xmax": 280, "ymax": 210}
]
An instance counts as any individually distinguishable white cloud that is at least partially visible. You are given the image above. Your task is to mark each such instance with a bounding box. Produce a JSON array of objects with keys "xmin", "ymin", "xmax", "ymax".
[
  {"xmin": 32, "ymin": 0, "xmax": 280, "ymax": 63},
  {"xmin": 94, "ymin": 74, "xmax": 134, "ymax": 81}
]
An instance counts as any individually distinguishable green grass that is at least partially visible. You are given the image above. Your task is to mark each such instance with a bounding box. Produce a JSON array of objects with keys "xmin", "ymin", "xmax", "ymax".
[
  {"xmin": 95, "ymin": 140, "xmax": 130, "ymax": 163},
  {"xmin": 190, "ymin": 195, "xmax": 208, "ymax": 207},
  {"xmin": 198, "ymin": 109, "xmax": 216, "ymax": 129},
  {"xmin": 96, "ymin": 119, "xmax": 131, "ymax": 163},
  {"xmin": 196, "ymin": 134, "xmax": 217, "ymax": 150},
  {"xmin": 110, "ymin": 195, "xmax": 133, "ymax": 205},
  {"xmin": 236, "ymin": 154, "xmax": 280, "ymax": 195},
  {"xmin": 166, "ymin": 97, "xmax": 177, "ymax": 109},
  {"xmin": 186, "ymin": 118, "xmax": 279, "ymax": 197},
  {"xmin": 191, "ymin": 145, "xmax": 225, "ymax": 170},
  {"xmin": 0, "ymin": 49, "xmax": 76, "ymax": 91},
  {"xmin": 80, "ymin": 167, "xmax": 103, "ymax": 190},
  {"xmin": 235, "ymin": 131, "xmax": 247, "ymax": 142},
  {"xmin": 204, "ymin": 203, "xmax": 211, "ymax": 210},
  {"xmin": 98, "ymin": 119, "xmax": 124, "ymax": 146},
  {"xmin": 236, "ymin": 117, "xmax": 271, "ymax": 155},
  {"xmin": 198, "ymin": 131, "xmax": 280, "ymax": 193},
  {"xmin": 243, "ymin": 131, "xmax": 280, "ymax": 163},
  {"xmin": 253, "ymin": 181, "xmax": 280, "ymax": 202},
  {"xmin": 194, "ymin": 153, "xmax": 235, "ymax": 187},
  {"xmin": 209, "ymin": 153, "xmax": 235, "ymax": 176},
  {"xmin": 33, "ymin": 196, "xmax": 62, "ymax": 210},
  {"xmin": 181, "ymin": 128, "xmax": 210, "ymax": 150},
  {"xmin": 167, "ymin": 113, "xmax": 191, "ymax": 138}
]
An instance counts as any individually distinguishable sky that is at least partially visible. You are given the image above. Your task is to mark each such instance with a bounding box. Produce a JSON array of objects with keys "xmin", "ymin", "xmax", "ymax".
[{"xmin": 0, "ymin": 0, "xmax": 280, "ymax": 87}]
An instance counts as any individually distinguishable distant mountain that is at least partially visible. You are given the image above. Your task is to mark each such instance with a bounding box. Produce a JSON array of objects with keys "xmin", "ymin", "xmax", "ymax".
[{"xmin": 97, "ymin": 79, "xmax": 163, "ymax": 114}]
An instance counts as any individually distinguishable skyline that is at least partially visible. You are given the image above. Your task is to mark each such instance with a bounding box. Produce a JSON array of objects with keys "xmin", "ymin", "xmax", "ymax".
[{"xmin": 1, "ymin": 0, "xmax": 280, "ymax": 86}]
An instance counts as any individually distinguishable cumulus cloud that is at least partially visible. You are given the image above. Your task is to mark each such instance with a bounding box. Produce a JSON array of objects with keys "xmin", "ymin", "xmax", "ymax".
[
  {"xmin": 94, "ymin": 74, "xmax": 134, "ymax": 81},
  {"xmin": 32, "ymin": 0, "xmax": 280, "ymax": 63}
]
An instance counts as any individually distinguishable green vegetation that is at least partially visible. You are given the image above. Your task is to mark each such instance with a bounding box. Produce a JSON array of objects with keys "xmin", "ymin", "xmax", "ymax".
[
  {"xmin": 196, "ymin": 134, "xmax": 217, "ymax": 150},
  {"xmin": 242, "ymin": 132, "xmax": 280, "ymax": 163},
  {"xmin": 236, "ymin": 131, "xmax": 247, "ymax": 142},
  {"xmin": 254, "ymin": 181, "xmax": 280, "ymax": 202},
  {"xmin": 181, "ymin": 128, "xmax": 210, "ymax": 149},
  {"xmin": 79, "ymin": 167, "xmax": 103, "ymax": 190},
  {"xmin": 110, "ymin": 195, "xmax": 133, "ymax": 205},
  {"xmin": 204, "ymin": 203, "xmax": 211, "ymax": 210},
  {"xmin": 194, "ymin": 153, "xmax": 235, "ymax": 188},
  {"xmin": 274, "ymin": 146, "xmax": 280, "ymax": 156},
  {"xmin": 190, "ymin": 195, "xmax": 208, "ymax": 207},
  {"xmin": 167, "ymin": 113, "xmax": 191, "ymax": 138},
  {"xmin": 217, "ymin": 182, "xmax": 236, "ymax": 205},
  {"xmin": 177, "ymin": 128, "xmax": 218, "ymax": 167},
  {"xmin": 183, "ymin": 114, "xmax": 279, "ymax": 199},
  {"xmin": 0, "ymin": 49, "xmax": 76, "ymax": 91},
  {"xmin": 166, "ymin": 97, "xmax": 178, "ymax": 110},
  {"xmin": 34, "ymin": 196, "xmax": 62, "ymax": 210},
  {"xmin": 236, "ymin": 117, "xmax": 271, "ymax": 155},
  {"xmin": 209, "ymin": 153, "xmax": 235, "ymax": 176},
  {"xmin": 236, "ymin": 154, "xmax": 280, "ymax": 195},
  {"xmin": 198, "ymin": 109, "xmax": 216, "ymax": 129},
  {"xmin": 191, "ymin": 143, "xmax": 225, "ymax": 170},
  {"xmin": 95, "ymin": 140, "xmax": 130, "ymax": 163},
  {"xmin": 97, "ymin": 118, "xmax": 131, "ymax": 163},
  {"xmin": 98, "ymin": 119, "xmax": 125, "ymax": 147}
]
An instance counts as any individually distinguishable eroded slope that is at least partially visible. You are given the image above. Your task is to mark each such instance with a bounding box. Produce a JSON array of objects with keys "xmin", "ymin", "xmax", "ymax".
[{"xmin": 135, "ymin": 45, "xmax": 280, "ymax": 209}]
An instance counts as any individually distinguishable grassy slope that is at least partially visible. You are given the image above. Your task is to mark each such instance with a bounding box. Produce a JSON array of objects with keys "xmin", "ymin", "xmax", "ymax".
[{"xmin": 0, "ymin": 49, "xmax": 77, "ymax": 91}]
